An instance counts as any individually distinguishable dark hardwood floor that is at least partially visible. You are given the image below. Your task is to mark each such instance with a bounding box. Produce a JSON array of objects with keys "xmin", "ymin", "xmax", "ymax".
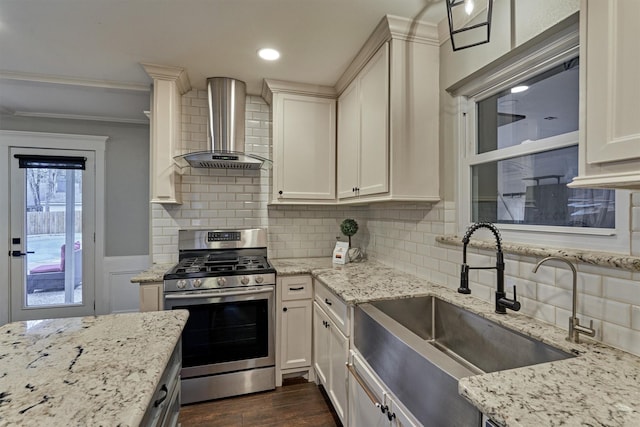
[{"xmin": 178, "ymin": 378, "xmax": 341, "ymax": 427}]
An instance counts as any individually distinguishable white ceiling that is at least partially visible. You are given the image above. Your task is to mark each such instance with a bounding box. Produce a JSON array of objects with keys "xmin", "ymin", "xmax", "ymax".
[{"xmin": 0, "ymin": 0, "xmax": 446, "ymax": 124}]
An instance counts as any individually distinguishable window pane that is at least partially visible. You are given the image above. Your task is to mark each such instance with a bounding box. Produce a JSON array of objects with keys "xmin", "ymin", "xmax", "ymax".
[
  {"xmin": 471, "ymin": 145, "xmax": 615, "ymax": 228},
  {"xmin": 477, "ymin": 58, "xmax": 579, "ymax": 154}
]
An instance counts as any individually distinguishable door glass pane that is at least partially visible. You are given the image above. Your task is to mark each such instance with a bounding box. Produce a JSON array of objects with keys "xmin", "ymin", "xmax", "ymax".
[
  {"xmin": 471, "ymin": 145, "xmax": 615, "ymax": 228},
  {"xmin": 25, "ymin": 168, "xmax": 82, "ymax": 307}
]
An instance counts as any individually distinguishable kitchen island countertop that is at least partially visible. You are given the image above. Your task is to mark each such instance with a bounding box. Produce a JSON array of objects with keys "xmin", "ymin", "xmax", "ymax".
[
  {"xmin": 272, "ymin": 257, "xmax": 640, "ymax": 427},
  {"xmin": 0, "ymin": 310, "xmax": 188, "ymax": 426}
]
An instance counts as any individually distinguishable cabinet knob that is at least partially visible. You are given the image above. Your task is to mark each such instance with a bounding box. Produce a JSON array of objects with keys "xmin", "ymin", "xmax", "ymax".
[
  {"xmin": 283, "ymin": 307, "xmax": 288, "ymax": 312},
  {"xmin": 278, "ymin": 190, "xmax": 283, "ymax": 195}
]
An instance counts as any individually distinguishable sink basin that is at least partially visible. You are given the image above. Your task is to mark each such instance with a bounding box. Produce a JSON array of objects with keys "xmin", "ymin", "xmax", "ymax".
[
  {"xmin": 369, "ymin": 296, "xmax": 573, "ymax": 374},
  {"xmin": 354, "ymin": 296, "xmax": 575, "ymax": 426}
]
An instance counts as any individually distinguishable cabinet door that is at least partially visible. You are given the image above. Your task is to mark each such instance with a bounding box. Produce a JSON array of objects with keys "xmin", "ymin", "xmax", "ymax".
[
  {"xmin": 313, "ymin": 302, "xmax": 331, "ymax": 386},
  {"xmin": 348, "ymin": 352, "xmax": 388, "ymax": 427},
  {"xmin": 274, "ymin": 94, "xmax": 336, "ymax": 200},
  {"xmin": 337, "ymin": 79, "xmax": 361, "ymax": 200},
  {"xmin": 139, "ymin": 282, "xmax": 163, "ymax": 312},
  {"xmin": 358, "ymin": 43, "xmax": 389, "ymax": 197},
  {"xmin": 280, "ymin": 299, "xmax": 312, "ymax": 370},
  {"xmin": 328, "ymin": 321, "xmax": 349, "ymax": 425},
  {"xmin": 349, "ymin": 378, "xmax": 388, "ymax": 427},
  {"xmin": 389, "ymin": 397, "xmax": 422, "ymax": 427},
  {"xmin": 584, "ymin": 0, "xmax": 640, "ymax": 164}
]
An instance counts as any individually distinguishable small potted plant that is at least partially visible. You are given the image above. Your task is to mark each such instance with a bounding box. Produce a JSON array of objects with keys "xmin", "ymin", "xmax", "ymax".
[
  {"xmin": 340, "ymin": 218, "xmax": 358, "ymax": 247},
  {"xmin": 339, "ymin": 218, "xmax": 363, "ymax": 262}
]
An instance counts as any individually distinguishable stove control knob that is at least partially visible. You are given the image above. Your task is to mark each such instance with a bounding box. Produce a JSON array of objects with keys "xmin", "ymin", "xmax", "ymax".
[
  {"xmin": 240, "ymin": 276, "xmax": 250, "ymax": 285},
  {"xmin": 176, "ymin": 280, "xmax": 187, "ymax": 289},
  {"xmin": 255, "ymin": 276, "xmax": 264, "ymax": 284},
  {"xmin": 193, "ymin": 279, "xmax": 203, "ymax": 288},
  {"xmin": 217, "ymin": 277, "xmax": 227, "ymax": 287}
]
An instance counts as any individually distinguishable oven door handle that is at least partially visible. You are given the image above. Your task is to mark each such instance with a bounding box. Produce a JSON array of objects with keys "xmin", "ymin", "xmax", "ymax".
[{"xmin": 165, "ymin": 286, "xmax": 274, "ymax": 300}]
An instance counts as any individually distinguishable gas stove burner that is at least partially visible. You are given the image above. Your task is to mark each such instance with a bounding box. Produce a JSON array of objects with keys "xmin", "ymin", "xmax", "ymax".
[{"xmin": 164, "ymin": 228, "xmax": 276, "ymax": 291}]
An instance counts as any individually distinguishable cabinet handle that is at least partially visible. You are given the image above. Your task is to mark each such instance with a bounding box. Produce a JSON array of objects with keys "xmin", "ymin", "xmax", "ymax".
[
  {"xmin": 387, "ymin": 411, "xmax": 396, "ymax": 421},
  {"xmin": 289, "ymin": 286, "xmax": 304, "ymax": 291},
  {"xmin": 283, "ymin": 307, "xmax": 288, "ymax": 312},
  {"xmin": 154, "ymin": 384, "xmax": 168, "ymax": 407},
  {"xmin": 352, "ymin": 187, "xmax": 356, "ymax": 192},
  {"xmin": 346, "ymin": 363, "xmax": 383, "ymax": 410},
  {"xmin": 380, "ymin": 404, "xmax": 389, "ymax": 414},
  {"xmin": 324, "ymin": 298, "xmax": 332, "ymax": 306}
]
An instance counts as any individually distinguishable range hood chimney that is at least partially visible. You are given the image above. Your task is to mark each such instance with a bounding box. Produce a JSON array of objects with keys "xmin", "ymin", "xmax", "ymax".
[{"xmin": 175, "ymin": 77, "xmax": 268, "ymax": 169}]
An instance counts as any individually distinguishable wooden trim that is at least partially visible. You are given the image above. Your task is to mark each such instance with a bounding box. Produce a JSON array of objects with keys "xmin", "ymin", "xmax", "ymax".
[
  {"xmin": 140, "ymin": 63, "xmax": 192, "ymax": 94},
  {"xmin": 446, "ymin": 12, "xmax": 579, "ymax": 97},
  {"xmin": 262, "ymin": 79, "xmax": 336, "ymax": 103},
  {"xmin": 335, "ymin": 15, "xmax": 439, "ymax": 94}
]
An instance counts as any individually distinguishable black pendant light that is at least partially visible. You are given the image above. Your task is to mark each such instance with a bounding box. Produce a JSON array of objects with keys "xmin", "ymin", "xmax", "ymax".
[{"xmin": 447, "ymin": 0, "xmax": 493, "ymax": 51}]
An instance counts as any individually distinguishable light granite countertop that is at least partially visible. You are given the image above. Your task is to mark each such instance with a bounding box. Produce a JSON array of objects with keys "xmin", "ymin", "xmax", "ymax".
[
  {"xmin": 272, "ymin": 257, "xmax": 640, "ymax": 427},
  {"xmin": 130, "ymin": 262, "xmax": 175, "ymax": 283},
  {"xmin": 0, "ymin": 310, "xmax": 188, "ymax": 427}
]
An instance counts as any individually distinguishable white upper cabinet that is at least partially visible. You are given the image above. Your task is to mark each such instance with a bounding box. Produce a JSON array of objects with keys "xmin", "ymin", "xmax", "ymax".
[
  {"xmin": 336, "ymin": 16, "xmax": 441, "ymax": 203},
  {"xmin": 569, "ymin": 0, "xmax": 640, "ymax": 189},
  {"xmin": 263, "ymin": 80, "xmax": 337, "ymax": 203},
  {"xmin": 338, "ymin": 44, "xmax": 389, "ymax": 200},
  {"xmin": 141, "ymin": 63, "xmax": 191, "ymax": 204}
]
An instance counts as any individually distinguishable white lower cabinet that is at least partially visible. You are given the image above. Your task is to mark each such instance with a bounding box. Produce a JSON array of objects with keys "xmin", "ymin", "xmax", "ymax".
[
  {"xmin": 348, "ymin": 350, "xmax": 422, "ymax": 427},
  {"xmin": 276, "ymin": 275, "xmax": 314, "ymax": 386},
  {"xmin": 139, "ymin": 282, "xmax": 163, "ymax": 311},
  {"xmin": 313, "ymin": 293, "xmax": 349, "ymax": 425}
]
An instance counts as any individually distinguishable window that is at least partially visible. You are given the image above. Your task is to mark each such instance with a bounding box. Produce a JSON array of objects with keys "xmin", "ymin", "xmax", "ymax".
[
  {"xmin": 451, "ymin": 18, "xmax": 630, "ymax": 252},
  {"xmin": 470, "ymin": 58, "xmax": 615, "ymax": 230}
]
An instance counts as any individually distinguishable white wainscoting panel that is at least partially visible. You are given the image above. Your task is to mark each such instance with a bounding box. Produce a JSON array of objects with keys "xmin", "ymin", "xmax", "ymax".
[{"xmin": 102, "ymin": 255, "xmax": 150, "ymax": 313}]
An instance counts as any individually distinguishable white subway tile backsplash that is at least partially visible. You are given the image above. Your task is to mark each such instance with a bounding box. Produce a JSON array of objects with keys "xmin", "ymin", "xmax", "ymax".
[
  {"xmin": 582, "ymin": 294, "xmax": 631, "ymax": 327},
  {"xmin": 632, "ymin": 306, "xmax": 640, "ymax": 331},
  {"xmin": 601, "ymin": 321, "xmax": 640, "ymax": 356},
  {"xmin": 537, "ymin": 283, "xmax": 572, "ymax": 311},
  {"xmin": 603, "ymin": 276, "xmax": 640, "ymax": 305}
]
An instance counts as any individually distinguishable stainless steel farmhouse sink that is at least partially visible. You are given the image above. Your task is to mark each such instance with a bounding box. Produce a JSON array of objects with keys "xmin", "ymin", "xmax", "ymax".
[{"xmin": 354, "ymin": 296, "xmax": 575, "ymax": 426}]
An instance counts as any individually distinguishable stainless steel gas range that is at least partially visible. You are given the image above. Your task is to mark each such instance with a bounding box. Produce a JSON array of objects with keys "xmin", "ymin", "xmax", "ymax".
[{"xmin": 163, "ymin": 228, "xmax": 276, "ymax": 404}]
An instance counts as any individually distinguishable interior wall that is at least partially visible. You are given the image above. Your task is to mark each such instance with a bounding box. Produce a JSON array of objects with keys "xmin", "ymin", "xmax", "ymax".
[{"xmin": 0, "ymin": 114, "xmax": 150, "ymax": 257}]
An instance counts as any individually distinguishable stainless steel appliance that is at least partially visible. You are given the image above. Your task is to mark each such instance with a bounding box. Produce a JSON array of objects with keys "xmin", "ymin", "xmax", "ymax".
[{"xmin": 163, "ymin": 228, "xmax": 276, "ymax": 404}]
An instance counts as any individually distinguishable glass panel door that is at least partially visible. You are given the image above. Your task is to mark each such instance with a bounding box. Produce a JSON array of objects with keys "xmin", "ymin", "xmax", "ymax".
[{"xmin": 10, "ymin": 147, "xmax": 95, "ymax": 321}]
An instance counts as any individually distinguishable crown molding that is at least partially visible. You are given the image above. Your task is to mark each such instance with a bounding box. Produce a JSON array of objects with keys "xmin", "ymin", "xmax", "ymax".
[
  {"xmin": 335, "ymin": 14, "xmax": 439, "ymax": 94},
  {"xmin": 140, "ymin": 63, "xmax": 192, "ymax": 94},
  {"xmin": 11, "ymin": 111, "xmax": 149, "ymax": 125},
  {"xmin": 261, "ymin": 79, "xmax": 336, "ymax": 104},
  {"xmin": 0, "ymin": 70, "xmax": 150, "ymax": 92}
]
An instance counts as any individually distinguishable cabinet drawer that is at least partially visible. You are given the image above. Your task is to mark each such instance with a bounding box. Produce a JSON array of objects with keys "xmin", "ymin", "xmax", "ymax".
[
  {"xmin": 314, "ymin": 279, "xmax": 349, "ymax": 336},
  {"xmin": 280, "ymin": 276, "xmax": 313, "ymax": 301}
]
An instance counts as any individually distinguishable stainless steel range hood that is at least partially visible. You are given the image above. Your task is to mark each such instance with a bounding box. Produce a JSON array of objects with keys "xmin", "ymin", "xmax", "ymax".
[{"xmin": 175, "ymin": 77, "xmax": 269, "ymax": 169}]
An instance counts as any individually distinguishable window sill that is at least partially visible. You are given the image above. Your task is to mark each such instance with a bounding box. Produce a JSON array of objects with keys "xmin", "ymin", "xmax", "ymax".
[{"xmin": 436, "ymin": 235, "xmax": 640, "ymax": 272}]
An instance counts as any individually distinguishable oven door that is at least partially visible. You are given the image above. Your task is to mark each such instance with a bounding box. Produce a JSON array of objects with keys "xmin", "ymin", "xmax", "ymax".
[{"xmin": 164, "ymin": 285, "xmax": 275, "ymax": 379}]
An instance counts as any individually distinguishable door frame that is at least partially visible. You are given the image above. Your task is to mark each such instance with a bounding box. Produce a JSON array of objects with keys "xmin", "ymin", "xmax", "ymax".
[{"xmin": 0, "ymin": 130, "xmax": 107, "ymax": 325}]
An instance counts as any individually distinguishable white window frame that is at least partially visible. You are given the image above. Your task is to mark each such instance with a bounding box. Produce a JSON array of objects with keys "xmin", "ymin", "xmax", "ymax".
[{"xmin": 450, "ymin": 17, "xmax": 630, "ymax": 253}]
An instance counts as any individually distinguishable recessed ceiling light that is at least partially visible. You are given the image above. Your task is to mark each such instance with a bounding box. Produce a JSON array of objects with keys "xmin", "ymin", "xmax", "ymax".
[
  {"xmin": 510, "ymin": 85, "xmax": 529, "ymax": 94},
  {"xmin": 258, "ymin": 48, "xmax": 280, "ymax": 61}
]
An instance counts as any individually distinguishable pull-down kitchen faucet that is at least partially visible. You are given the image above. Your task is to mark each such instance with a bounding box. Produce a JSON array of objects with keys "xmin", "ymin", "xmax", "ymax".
[
  {"xmin": 458, "ymin": 222, "xmax": 521, "ymax": 314},
  {"xmin": 532, "ymin": 256, "xmax": 596, "ymax": 343}
]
